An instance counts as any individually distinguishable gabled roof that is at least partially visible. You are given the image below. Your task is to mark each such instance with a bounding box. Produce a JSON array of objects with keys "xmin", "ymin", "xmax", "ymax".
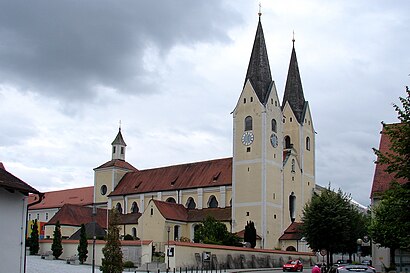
[
  {"xmin": 154, "ymin": 200, "xmax": 189, "ymax": 222},
  {"xmin": 244, "ymin": 17, "xmax": 273, "ymax": 105},
  {"xmin": 109, "ymin": 157, "xmax": 232, "ymax": 196},
  {"xmin": 282, "ymin": 42, "xmax": 306, "ymax": 123},
  {"xmin": 111, "ymin": 128, "xmax": 127, "ymax": 146},
  {"xmin": 153, "ymin": 199, "xmax": 232, "ymax": 223},
  {"xmin": 187, "ymin": 207, "xmax": 232, "ymax": 222},
  {"xmin": 119, "ymin": 212, "xmax": 142, "ymax": 225},
  {"xmin": 94, "ymin": 159, "xmax": 138, "ymax": 171},
  {"xmin": 46, "ymin": 204, "xmax": 108, "ymax": 229},
  {"xmin": 371, "ymin": 123, "xmax": 408, "ymax": 198},
  {"xmin": 0, "ymin": 163, "xmax": 39, "ymax": 195},
  {"xmin": 69, "ymin": 222, "xmax": 106, "ymax": 240},
  {"xmin": 279, "ymin": 222, "xmax": 303, "ymax": 240},
  {"xmin": 28, "ymin": 186, "xmax": 93, "ymax": 210}
]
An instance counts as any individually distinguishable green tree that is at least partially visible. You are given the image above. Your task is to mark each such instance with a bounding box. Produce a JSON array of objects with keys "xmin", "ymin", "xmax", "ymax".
[
  {"xmin": 101, "ymin": 210, "xmax": 123, "ymax": 273},
  {"xmin": 77, "ymin": 223, "xmax": 88, "ymax": 264},
  {"xmin": 369, "ymin": 182, "xmax": 410, "ymax": 270},
  {"xmin": 51, "ymin": 221, "xmax": 63, "ymax": 259},
  {"xmin": 194, "ymin": 216, "xmax": 241, "ymax": 246},
  {"xmin": 244, "ymin": 221, "xmax": 256, "ymax": 248},
  {"xmin": 29, "ymin": 219, "xmax": 40, "ymax": 255},
  {"xmin": 301, "ymin": 188, "xmax": 362, "ymax": 265},
  {"xmin": 373, "ymin": 86, "xmax": 410, "ymax": 181},
  {"xmin": 370, "ymin": 86, "xmax": 410, "ymax": 270}
]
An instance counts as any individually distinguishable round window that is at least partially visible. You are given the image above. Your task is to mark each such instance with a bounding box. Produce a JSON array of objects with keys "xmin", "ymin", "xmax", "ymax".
[{"xmin": 100, "ymin": 185, "xmax": 107, "ymax": 195}]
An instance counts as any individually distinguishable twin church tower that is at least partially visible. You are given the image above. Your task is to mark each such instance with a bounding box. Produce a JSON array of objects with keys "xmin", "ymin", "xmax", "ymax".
[
  {"xmin": 94, "ymin": 16, "xmax": 315, "ymax": 250},
  {"xmin": 232, "ymin": 16, "xmax": 315, "ymax": 248}
]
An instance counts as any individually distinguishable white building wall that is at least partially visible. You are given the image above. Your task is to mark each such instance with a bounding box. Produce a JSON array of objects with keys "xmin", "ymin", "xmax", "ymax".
[{"xmin": 0, "ymin": 188, "xmax": 28, "ymax": 273}]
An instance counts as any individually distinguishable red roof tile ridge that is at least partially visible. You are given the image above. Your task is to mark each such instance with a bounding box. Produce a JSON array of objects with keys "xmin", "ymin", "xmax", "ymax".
[{"xmin": 140, "ymin": 157, "xmax": 233, "ymax": 172}]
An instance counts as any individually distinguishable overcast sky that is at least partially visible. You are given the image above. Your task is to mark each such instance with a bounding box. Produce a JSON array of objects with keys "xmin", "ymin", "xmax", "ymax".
[{"xmin": 1, "ymin": 1, "xmax": 409, "ymax": 207}]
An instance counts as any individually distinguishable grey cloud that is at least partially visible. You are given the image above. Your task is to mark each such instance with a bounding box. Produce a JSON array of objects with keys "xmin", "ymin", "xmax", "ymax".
[{"xmin": 0, "ymin": 1, "xmax": 242, "ymax": 102}]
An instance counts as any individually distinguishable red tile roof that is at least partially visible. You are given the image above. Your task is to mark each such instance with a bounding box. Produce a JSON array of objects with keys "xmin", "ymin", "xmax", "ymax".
[
  {"xmin": 187, "ymin": 207, "xmax": 232, "ymax": 222},
  {"xmin": 154, "ymin": 200, "xmax": 189, "ymax": 222},
  {"xmin": 110, "ymin": 157, "xmax": 232, "ymax": 196},
  {"xmin": 279, "ymin": 222, "xmax": 303, "ymax": 240},
  {"xmin": 46, "ymin": 204, "xmax": 108, "ymax": 229},
  {"xmin": 118, "ymin": 212, "xmax": 142, "ymax": 225},
  {"xmin": 94, "ymin": 159, "xmax": 137, "ymax": 171},
  {"xmin": 28, "ymin": 186, "xmax": 94, "ymax": 209},
  {"xmin": 235, "ymin": 229, "xmax": 262, "ymax": 239},
  {"xmin": 0, "ymin": 163, "xmax": 39, "ymax": 195},
  {"xmin": 152, "ymin": 199, "xmax": 232, "ymax": 223},
  {"xmin": 371, "ymin": 124, "xmax": 408, "ymax": 198}
]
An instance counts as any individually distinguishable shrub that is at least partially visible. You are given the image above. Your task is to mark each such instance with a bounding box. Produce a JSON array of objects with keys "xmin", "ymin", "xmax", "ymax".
[{"xmin": 123, "ymin": 261, "xmax": 134, "ymax": 268}]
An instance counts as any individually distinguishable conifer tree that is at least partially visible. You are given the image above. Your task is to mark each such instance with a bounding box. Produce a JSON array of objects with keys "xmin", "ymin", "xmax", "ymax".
[
  {"xmin": 244, "ymin": 221, "xmax": 257, "ymax": 248},
  {"xmin": 101, "ymin": 210, "xmax": 123, "ymax": 273},
  {"xmin": 51, "ymin": 221, "xmax": 63, "ymax": 259},
  {"xmin": 77, "ymin": 223, "xmax": 88, "ymax": 264},
  {"xmin": 29, "ymin": 219, "xmax": 40, "ymax": 255}
]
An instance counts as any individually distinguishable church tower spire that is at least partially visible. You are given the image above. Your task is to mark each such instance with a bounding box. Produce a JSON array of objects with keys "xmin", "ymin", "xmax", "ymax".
[
  {"xmin": 282, "ymin": 39, "xmax": 306, "ymax": 123},
  {"xmin": 111, "ymin": 125, "xmax": 127, "ymax": 160},
  {"xmin": 244, "ymin": 15, "xmax": 273, "ymax": 105}
]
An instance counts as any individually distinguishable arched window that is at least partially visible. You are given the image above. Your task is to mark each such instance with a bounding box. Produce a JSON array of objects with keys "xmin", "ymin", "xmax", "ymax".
[
  {"xmin": 291, "ymin": 159, "xmax": 295, "ymax": 173},
  {"xmin": 245, "ymin": 116, "xmax": 253, "ymax": 131},
  {"xmin": 131, "ymin": 202, "xmax": 139, "ymax": 213},
  {"xmin": 208, "ymin": 195, "xmax": 219, "ymax": 208},
  {"xmin": 286, "ymin": 246, "xmax": 297, "ymax": 252},
  {"xmin": 132, "ymin": 227, "xmax": 137, "ymax": 238},
  {"xmin": 174, "ymin": 225, "xmax": 180, "ymax": 241},
  {"xmin": 166, "ymin": 197, "xmax": 176, "ymax": 203},
  {"xmin": 284, "ymin": 136, "xmax": 292, "ymax": 149},
  {"xmin": 186, "ymin": 197, "xmax": 196, "ymax": 209},
  {"xmin": 306, "ymin": 137, "xmax": 311, "ymax": 151},
  {"xmin": 289, "ymin": 192, "xmax": 296, "ymax": 223},
  {"xmin": 271, "ymin": 119, "xmax": 277, "ymax": 133},
  {"xmin": 116, "ymin": 202, "xmax": 122, "ymax": 214}
]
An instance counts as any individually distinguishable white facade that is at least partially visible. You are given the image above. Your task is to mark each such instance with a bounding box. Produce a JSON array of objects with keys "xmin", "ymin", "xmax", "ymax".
[{"xmin": 0, "ymin": 187, "xmax": 29, "ymax": 273}]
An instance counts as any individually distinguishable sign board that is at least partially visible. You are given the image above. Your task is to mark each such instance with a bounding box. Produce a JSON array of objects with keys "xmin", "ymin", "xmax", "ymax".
[
  {"xmin": 167, "ymin": 247, "xmax": 174, "ymax": 257},
  {"xmin": 202, "ymin": 252, "xmax": 211, "ymax": 262}
]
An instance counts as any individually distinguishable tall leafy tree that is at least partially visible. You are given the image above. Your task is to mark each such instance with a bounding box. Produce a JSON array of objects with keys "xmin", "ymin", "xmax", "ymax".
[
  {"xmin": 77, "ymin": 223, "xmax": 88, "ymax": 264},
  {"xmin": 373, "ymin": 86, "xmax": 410, "ymax": 181},
  {"xmin": 29, "ymin": 219, "xmax": 40, "ymax": 255},
  {"xmin": 369, "ymin": 182, "xmax": 410, "ymax": 269},
  {"xmin": 301, "ymin": 188, "xmax": 360, "ymax": 265},
  {"xmin": 370, "ymin": 87, "xmax": 410, "ymax": 270},
  {"xmin": 51, "ymin": 221, "xmax": 63, "ymax": 259},
  {"xmin": 101, "ymin": 210, "xmax": 123, "ymax": 273},
  {"xmin": 194, "ymin": 216, "xmax": 241, "ymax": 246}
]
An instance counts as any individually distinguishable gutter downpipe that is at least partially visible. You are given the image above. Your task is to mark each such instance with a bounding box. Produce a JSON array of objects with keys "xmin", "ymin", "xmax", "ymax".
[{"xmin": 24, "ymin": 192, "xmax": 44, "ymax": 273}]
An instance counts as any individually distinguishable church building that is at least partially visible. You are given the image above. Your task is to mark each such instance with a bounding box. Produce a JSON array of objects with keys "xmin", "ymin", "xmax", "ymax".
[{"xmin": 93, "ymin": 15, "xmax": 315, "ymax": 250}]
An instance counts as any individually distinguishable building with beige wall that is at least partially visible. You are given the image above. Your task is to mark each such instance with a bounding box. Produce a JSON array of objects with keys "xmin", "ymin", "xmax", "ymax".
[{"xmin": 91, "ymin": 15, "xmax": 316, "ymax": 251}]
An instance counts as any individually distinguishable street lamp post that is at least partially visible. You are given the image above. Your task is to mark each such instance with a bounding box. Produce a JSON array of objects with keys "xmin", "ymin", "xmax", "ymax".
[
  {"xmin": 357, "ymin": 238, "xmax": 363, "ymax": 263},
  {"xmin": 167, "ymin": 226, "xmax": 171, "ymax": 272}
]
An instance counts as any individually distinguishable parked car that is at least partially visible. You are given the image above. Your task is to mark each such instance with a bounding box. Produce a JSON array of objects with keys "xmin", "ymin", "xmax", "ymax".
[
  {"xmin": 283, "ymin": 260, "xmax": 304, "ymax": 272},
  {"xmin": 336, "ymin": 260, "xmax": 352, "ymax": 265},
  {"xmin": 336, "ymin": 264, "xmax": 376, "ymax": 273},
  {"xmin": 361, "ymin": 260, "xmax": 372, "ymax": 266}
]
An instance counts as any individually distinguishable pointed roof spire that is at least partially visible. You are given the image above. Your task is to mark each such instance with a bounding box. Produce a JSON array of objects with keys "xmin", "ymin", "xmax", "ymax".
[
  {"xmin": 244, "ymin": 15, "xmax": 273, "ymax": 104},
  {"xmin": 111, "ymin": 124, "xmax": 127, "ymax": 146},
  {"xmin": 282, "ymin": 37, "xmax": 306, "ymax": 123}
]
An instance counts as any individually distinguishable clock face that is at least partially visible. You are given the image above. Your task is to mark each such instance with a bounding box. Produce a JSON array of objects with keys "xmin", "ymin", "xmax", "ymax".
[
  {"xmin": 270, "ymin": 133, "xmax": 278, "ymax": 148},
  {"xmin": 241, "ymin": 131, "xmax": 254, "ymax": 146}
]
